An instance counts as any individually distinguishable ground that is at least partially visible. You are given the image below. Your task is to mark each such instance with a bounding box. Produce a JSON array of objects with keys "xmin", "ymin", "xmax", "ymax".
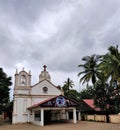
[{"xmin": 0, "ymin": 121, "xmax": 120, "ymax": 130}]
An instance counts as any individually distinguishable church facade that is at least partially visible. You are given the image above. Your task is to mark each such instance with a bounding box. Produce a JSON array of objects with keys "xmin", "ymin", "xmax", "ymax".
[{"xmin": 12, "ymin": 66, "xmax": 79, "ymax": 126}]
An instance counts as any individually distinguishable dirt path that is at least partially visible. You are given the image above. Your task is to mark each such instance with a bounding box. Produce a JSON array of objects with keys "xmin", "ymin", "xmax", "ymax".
[{"xmin": 0, "ymin": 121, "xmax": 120, "ymax": 130}]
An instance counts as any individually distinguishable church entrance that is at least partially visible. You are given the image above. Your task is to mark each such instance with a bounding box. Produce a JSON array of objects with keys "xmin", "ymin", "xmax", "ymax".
[
  {"xmin": 44, "ymin": 109, "xmax": 67, "ymax": 125},
  {"xmin": 44, "ymin": 110, "xmax": 51, "ymax": 125},
  {"xmin": 28, "ymin": 95, "xmax": 79, "ymax": 126}
]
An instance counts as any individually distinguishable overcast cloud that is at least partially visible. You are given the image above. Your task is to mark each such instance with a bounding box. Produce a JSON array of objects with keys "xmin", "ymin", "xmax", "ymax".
[{"xmin": 0, "ymin": 0, "xmax": 120, "ymax": 99}]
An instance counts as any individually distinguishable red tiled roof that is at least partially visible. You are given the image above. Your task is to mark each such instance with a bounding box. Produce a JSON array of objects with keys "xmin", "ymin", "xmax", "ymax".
[
  {"xmin": 28, "ymin": 95, "xmax": 58, "ymax": 110},
  {"xmin": 28, "ymin": 95, "xmax": 79, "ymax": 110},
  {"xmin": 83, "ymin": 99, "xmax": 100, "ymax": 111}
]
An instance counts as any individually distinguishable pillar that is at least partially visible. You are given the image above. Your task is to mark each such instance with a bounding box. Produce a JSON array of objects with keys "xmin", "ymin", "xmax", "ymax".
[
  {"xmin": 33, "ymin": 110, "xmax": 35, "ymax": 122},
  {"xmin": 73, "ymin": 108, "xmax": 77, "ymax": 123},
  {"xmin": 78, "ymin": 111, "xmax": 81, "ymax": 121},
  {"xmin": 41, "ymin": 109, "xmax": 44, "ymax": 126},
  {"xmin": 27, "ymin": 111, "xmax": 30, "ymax": 123},
  {"xmin": 66, "ymin": 111, "xmax": 69, "ymax": 120}
]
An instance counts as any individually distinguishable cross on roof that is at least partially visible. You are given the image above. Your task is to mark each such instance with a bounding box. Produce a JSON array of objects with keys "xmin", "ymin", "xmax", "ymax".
[{"xmin": 43, "ymin": 65, "xmax": 47, "ymax": 71}]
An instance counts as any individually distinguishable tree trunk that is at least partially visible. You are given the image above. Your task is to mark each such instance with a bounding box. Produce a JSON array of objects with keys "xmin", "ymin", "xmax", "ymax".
[{"xmin": 106, "ymin": 112, "xmax": 110, "ymax": 123}]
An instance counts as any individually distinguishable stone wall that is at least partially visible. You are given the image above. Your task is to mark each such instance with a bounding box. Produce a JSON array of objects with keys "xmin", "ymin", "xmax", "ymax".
[
  {"xmin": 85, "ymin": 114, "xmax": 120, "ymax": 123},
  {"xmin": 109, "ymin": 114, "xmax": 120, "ymax": 123},
  {"xmin": 86, "ymin": 115, "xmax": 106, "ymax": 122}
]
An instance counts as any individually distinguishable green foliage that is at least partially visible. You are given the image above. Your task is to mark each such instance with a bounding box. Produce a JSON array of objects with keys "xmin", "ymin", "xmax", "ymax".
[
  {"xmin": 63, "ymin": 78, "xmax": 74, "ymax": 95},
  {"xmin": 63, "ymin": 78, "xmax": 80, "ymax": 101},
  {"xmin": 0, "ymin": 68, "xmax": 12, "ymax": 113},
  {"xmin": 66, "ymin": 89, "xmax": 80, "ymax": 101},
  {"xmin": 79, "ymin": 86, "xmax": 93, "ymax": 99},
  {"xmin": 99, "ymin": 45, "xmax": 120, "ymax": 85},
  {"xmin": 78, "ymin": 54, "xmax": 102, "ymax": 85},
  {"xmin": 93, "ymin": 80, "xmax": 112, "ymax": 111},
  {"xmin": 78, "ymin": 45, "xmax": 120, "ymax": 114}
]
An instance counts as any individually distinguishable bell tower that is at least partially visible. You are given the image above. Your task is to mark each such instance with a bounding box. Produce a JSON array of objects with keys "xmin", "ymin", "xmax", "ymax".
[
  {"xmin": 14, "ymin": 68, "xmax": 31, "ymax": 94},
  {"xmin": 13, "ymin": 68, "xmax": 31, "ymax": 123}
]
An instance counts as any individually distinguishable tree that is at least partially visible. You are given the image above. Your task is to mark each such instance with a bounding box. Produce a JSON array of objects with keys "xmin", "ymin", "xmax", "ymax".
[
  {"xmin": 78, "ymin": 54, "xmax": 102, "ymax": 85},
  {"xmin": 0, "ymin": 68, "xmax": 12, "ymax": 113},
  {"xmin": 99, "ymin": 45, "xmax": 120, "ymax": 86},
  {"xmin": 79, "ymin": 86, "xmax": 93, "ymax": 99},
  {"xmin": 66, "ymin": 89, "xmax": 80, "ymax": 101},
  {"xmin": 93, "ymin": 79, "xmax": 116, "ymax": 122},
  {"xmin": 98, "ymin": 45, "xmax": 120, "ymax": 114},
  {"xmin": 62, "ymin": 78, "xmax": 80, "ymax": 101},
  {"xmin": 78, "ymin": 45, "xmax": 120, "ymax": 118},
  {"xmin": 63, "ymin": 78, "xmax": 74, "ymax": 96}
]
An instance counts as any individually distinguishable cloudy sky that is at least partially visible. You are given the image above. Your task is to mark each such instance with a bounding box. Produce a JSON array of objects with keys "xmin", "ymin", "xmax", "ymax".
[{"xmin": 0, "ymin": 0, "xmax": 120, "ymax": 99}]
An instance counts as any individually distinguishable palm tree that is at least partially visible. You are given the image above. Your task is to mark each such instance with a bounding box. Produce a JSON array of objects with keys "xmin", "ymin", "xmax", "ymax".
[
  {"xmin": 100, "ymin": 45, "xmax": 120, "ymax": 86},
  {"xmin": 63, "ymin": 78, "xmax": 74, "ymax": 96},
  {"xmin": 78, "ymin": 54, "xmax": 102, "ymax": 85},
  {"xmin": 99, "ymin": 45, "xmax": 120, "ymax": 114}
]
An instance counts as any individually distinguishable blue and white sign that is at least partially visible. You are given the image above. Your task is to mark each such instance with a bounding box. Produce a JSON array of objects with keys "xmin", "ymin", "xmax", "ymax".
[{"xmin": 56, "ymin": 96, "xmax": 66, "ymax": 107}]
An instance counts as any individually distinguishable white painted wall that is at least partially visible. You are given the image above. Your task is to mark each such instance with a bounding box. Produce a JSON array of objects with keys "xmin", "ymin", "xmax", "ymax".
[
  {"xmin": 14, "ymin": 89, "xmax": 30, "ymax": 95},
  {"xmin": 31, "ymin": 80, "xmax": 62, "ymax": 96},
  {"xmin": 13, "ymin": 97, "xmax": 31, "ymax": 123},
  {"xmin": 13, "ymin": 80, "xmax": 62, "ymax": 124}
]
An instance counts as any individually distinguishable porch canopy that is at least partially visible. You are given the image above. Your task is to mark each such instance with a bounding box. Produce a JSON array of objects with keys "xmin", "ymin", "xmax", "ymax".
[{"xmin": 27, "ymin": 95, "xmax": 79, "ymax": 126}]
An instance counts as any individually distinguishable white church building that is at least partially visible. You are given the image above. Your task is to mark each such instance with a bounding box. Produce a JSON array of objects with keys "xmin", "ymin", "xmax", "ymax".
[{"xmin": 12, "ymin": 65, "xmax": 79, "ymax": 126}]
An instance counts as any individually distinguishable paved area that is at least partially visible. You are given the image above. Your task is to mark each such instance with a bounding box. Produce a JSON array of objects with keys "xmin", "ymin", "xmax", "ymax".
[{"xmin": 0, "ymin": 121, "xmax": 120, "ymax": 130}]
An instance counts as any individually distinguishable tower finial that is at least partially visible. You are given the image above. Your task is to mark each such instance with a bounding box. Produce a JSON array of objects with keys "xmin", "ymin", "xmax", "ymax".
[
  {"xmin": 16, "ymin": 68, "xmax": 18, "ymax": 74},
  {"xmin": 43, "ymin": 65, "xmax": 47, "ymax": 71}
]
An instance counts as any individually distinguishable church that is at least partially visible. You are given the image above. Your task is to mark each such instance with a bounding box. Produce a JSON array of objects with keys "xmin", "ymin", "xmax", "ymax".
[{"xmin": 12, "ymin": 65, "xmax": 79, "ymax": 126}]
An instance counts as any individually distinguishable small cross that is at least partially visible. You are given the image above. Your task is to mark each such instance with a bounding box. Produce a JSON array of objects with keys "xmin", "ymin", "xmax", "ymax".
[{"xmin": 43, "ymin": 65, "xmax": 47, "ymax": 71}]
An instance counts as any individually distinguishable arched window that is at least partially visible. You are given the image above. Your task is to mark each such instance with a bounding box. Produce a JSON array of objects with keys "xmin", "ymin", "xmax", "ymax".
[{"xmin": 20, "ymin": 75, "xmax": 26, "ymax": 86}]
